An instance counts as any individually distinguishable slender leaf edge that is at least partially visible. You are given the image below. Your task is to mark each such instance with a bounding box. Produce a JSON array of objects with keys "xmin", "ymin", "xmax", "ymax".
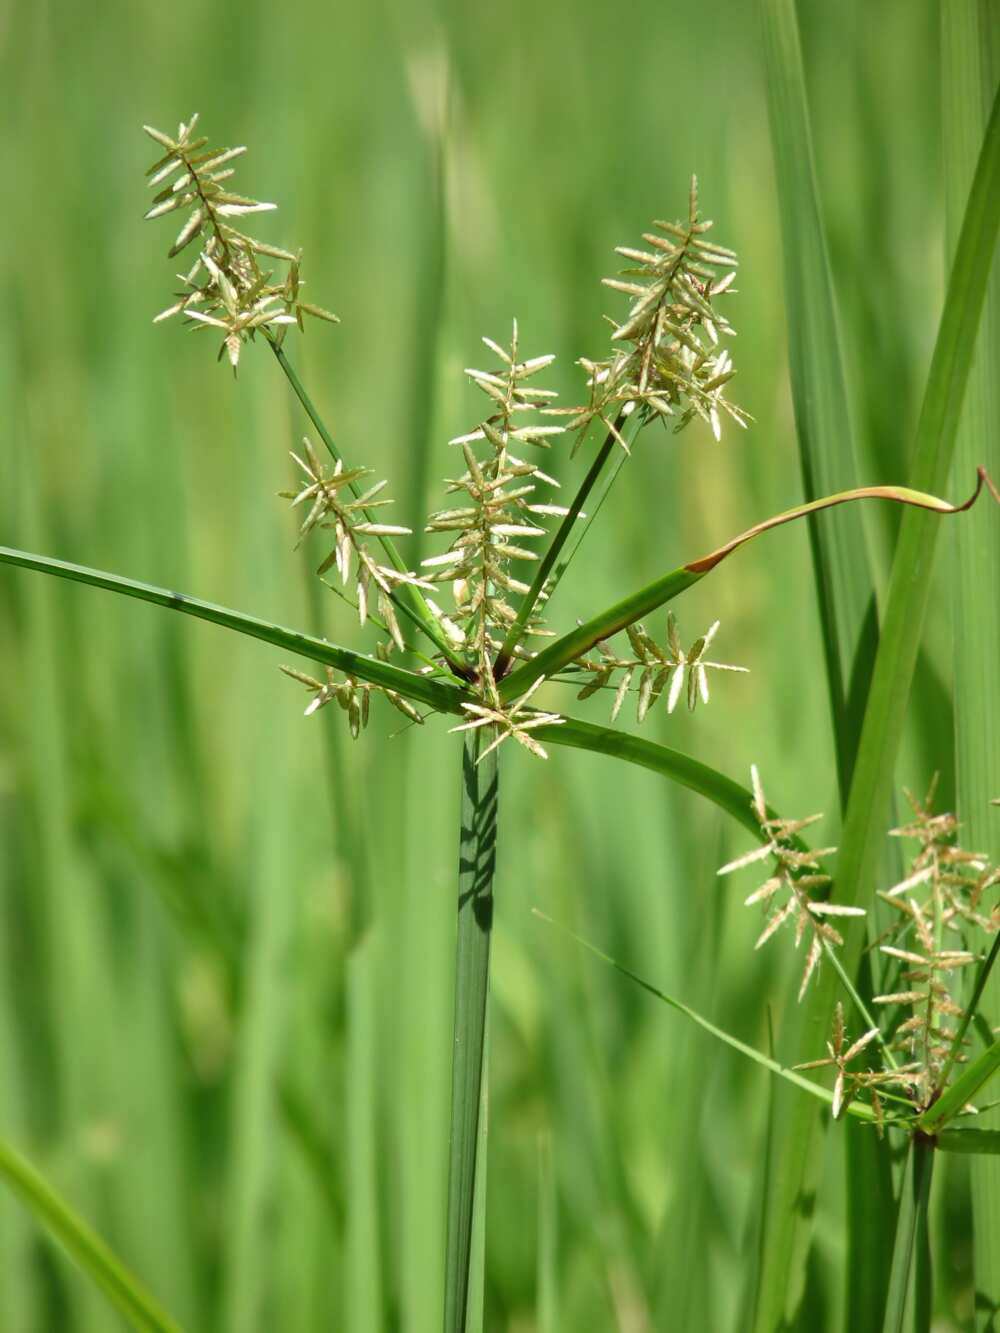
[{"xmin": 0, "ymin": 1138, "xmax": 184, "ymax": 1333}]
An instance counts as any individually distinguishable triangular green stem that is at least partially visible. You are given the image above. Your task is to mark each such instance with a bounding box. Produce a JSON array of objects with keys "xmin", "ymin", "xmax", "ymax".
[
  {"xmin": 444, "ymin": 729, "xmax": 499, "ymax": 1333},
  {"xmin": 880, "ymin": 1138, "xmax": 934, "ymax": 1333}
]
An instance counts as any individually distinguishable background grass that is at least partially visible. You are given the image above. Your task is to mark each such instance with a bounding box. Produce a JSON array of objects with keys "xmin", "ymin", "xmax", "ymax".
[{"xmin": 0, "ymin": 1, "xmax": 991, "ymax": 1329}]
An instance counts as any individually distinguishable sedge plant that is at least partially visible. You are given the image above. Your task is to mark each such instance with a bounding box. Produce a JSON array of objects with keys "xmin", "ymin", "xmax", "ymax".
[{"xmin": 0, "ymin": 108, "xmax": 998, "ymax": 1333}]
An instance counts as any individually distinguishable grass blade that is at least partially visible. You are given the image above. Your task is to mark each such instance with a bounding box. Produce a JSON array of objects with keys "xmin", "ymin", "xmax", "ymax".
[
  {"xmin": 942, "ymin": 5, "xmax": 1000, "ymax": 1325},
  {"xmin": 0, "ymin": 545, "xmax": 463, "ymax": 712},
  {"xmin": 0, "ymin": 1138, "xmax": 183, "ymax": 1333},
  {"xmin": 760, "ymin": 5, "xmax": 899, "ymax": 1310},
  {"xmin": 833, "ymin": 76, "xmax": 1000, "ymax": 925},
  {"xmin": 498, "ymin": 479, "xmax": 984, "ymax": 702},
  {"xmin": 917, "ymin": 1038, "xmax": 1000, "ymax": 1135},
  {"xmin": 533, "ymin": 911, "xmax": 882, "ymax": 1124},
  {"xmin": 536, "ymin": 1133, "xmax": 559, "ymax": 1333},
  {"xmin": 444, "ymin": 730, "xmax": 499, "ymax": 1333},
  {"xmin": 761, "ymin": 0, "xmax": 877, "ymax": 796},
  {"xmin": 750, "ymin": 75, "xmax": 1000, "ymax": 1333},
  {"xmin": 542, "ymin": 715, "xmax": 782, "ymax": 840},
  {"xmin": 221, "ymin": 729, "xmax": 296, "ymax": 1332},
  {"xmin": 937, "ymin": 1129, "xmax": 1000, "ymax": 1156}
]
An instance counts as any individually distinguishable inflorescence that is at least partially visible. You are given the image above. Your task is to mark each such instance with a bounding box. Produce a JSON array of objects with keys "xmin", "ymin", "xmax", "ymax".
[
  {"xmin": 721, "ymin": 770, "xmax": 1000, "ymax": 1124},
  {"xmin": 143, "ymin": 115, "xmax": 337, "ymax": 371},
  {"xmin": 144, "ymin": 117, "xmax": 749, "ymax": 753}
]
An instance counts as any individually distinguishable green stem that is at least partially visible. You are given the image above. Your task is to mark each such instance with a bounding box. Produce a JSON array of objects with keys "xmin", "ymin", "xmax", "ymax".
[
  {"xmin": 881, "ymin": 1138, "xmax": 935, "ymax": 1333},
  {"xmin": 267, "ymin": 336, "xmax": 466, "ymax": 670},
  {"xmin": 0, "ymin": 1138, "xmax": 183, "ymax": 1333},
  {"xmin": 444, "ymin": 729, "xmax": 499, "ymax": 1333},
  {"xmin": 493, "ymin": 411, "xmax": 629, "ymax": 678}
]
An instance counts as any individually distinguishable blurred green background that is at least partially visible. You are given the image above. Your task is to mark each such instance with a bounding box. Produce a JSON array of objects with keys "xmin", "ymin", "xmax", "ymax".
[{"xmin": 0, "ymin": 1, "xmax": 973, "ymax": 1329}]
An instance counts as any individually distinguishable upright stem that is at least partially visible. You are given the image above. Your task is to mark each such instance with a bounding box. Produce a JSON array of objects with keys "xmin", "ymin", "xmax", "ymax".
[
  {"xmin": 493, "ymin": 411, "xmax": 628, "ymax": 678},
  {"xmin": 444, "ymin": 729, "xmax": 500, "ymax": 1333},
  {"xmin": 881, "ymin": 1137, "xmax": 935, "ymax": 1333}
]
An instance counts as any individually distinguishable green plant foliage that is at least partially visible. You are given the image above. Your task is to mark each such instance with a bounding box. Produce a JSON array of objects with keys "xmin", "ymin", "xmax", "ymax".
[{"xmin": 2, "ymin": 9, "xmax": 999, "ymax": 1333}]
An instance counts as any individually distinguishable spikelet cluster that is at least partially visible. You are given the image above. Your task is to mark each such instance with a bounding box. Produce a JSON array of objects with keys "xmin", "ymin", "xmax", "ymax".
[
  {"xmin": 718, "ymin": 766, "xmax": 864, "ymax": 999},
  {"xmin": 422, "ymin": 323, "xmax": 569, "ymax": 685},
  {"xmin": 782, "ymin": 782, "xmax": 999, "ymax": 1124},
  {"xmin": 280, "ymin": 664, "xmax": 423, "ymax": 736},
  {"xmin": 573, "ymin": 613, "xmax": 747, "ymax": 724},
  {"xmin": 449, "ymin": 676, "xmax": 565, "ymax": 762},
  {"xmin": 281, "ymin": 437, "xmax": 429, "ymax": 651},
  {"xmin": 870, "ymin": 780, "xmax": 999, "ymax": 1106},
  {"xmin": 550, "ymin": 177, "xmax": 750, "ymax": 451},
  {"xmin": 143, "ymin": 115, "xmax": 337, "ymax": 370},
  {"xmin": 793, "ymin": 1003, "xmax": 920, "ymax": 1131}
]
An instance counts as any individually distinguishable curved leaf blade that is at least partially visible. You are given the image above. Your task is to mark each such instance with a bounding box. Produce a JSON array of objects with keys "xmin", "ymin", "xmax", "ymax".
[
  {"xmin": 0, "ymin": 545, "xmax": 464, "ymax": 714},
  {"xmin": 533, "ymin": 911, "xmax": 880, "ymax": 1124},
  {"xmin": 500, "ymin": 476, "xmax": 989, "ymax": 702}
]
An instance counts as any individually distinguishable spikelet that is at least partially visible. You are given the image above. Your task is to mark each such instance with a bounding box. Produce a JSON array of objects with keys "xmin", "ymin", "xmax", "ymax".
[{"xmin": 573, "ymin": 611, "xmax": 747, "ymax": 724}]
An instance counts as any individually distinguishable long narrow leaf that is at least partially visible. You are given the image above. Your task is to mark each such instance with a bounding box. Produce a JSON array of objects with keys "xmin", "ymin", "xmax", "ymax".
[
  {"xmin": 0, "ymin": 1138, "xmax": 183, "ymax": 1333},
  {"xmin": 0, "ymin": 545, "xmax": 464, "ymax": 713},
  {"xmin": 937, "ymin": 1128, "xmax": 1000, "ymax": 1156},
  {"xmin": 943, "ymin": 3, "xmax": 1000, "ymax": 1322},
  {"xmin": 752, "ymin": 74, "xmax": 1000, "ymax": 1333},
  {"xmin": 761, "ymin": 6, "xmax": 898, "ymax": 1316},
  {"xmin": 533, "ymin": 911, "xmax": 881, "ymax": 1124},
  {"xmin": 542, "ymin": 715, "xmax": 781, "ymax": 841},
  {"xmin": 917, "ymin": 1037, "xmax": 1000, "ymax": 1134},
  {"xmin": 499, "ymin": 476, "xmax": 990, "ymax": 702},
  {"xmin": 761, "ymin": 0, "xmax": 876, "ymax": 796}
]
